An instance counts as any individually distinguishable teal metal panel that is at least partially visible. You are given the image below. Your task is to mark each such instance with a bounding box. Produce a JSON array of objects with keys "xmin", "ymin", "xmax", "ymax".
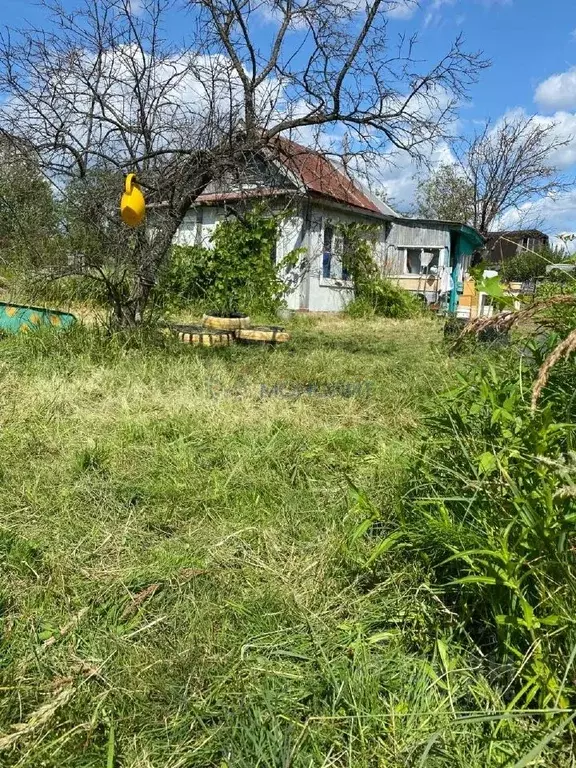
[
  {"xmin": 0, "ymin": 302, "xmax": 76, "ymax": 334},
  {"xmin": 448, "ymin": 226, "xmax": 485, "ymax": 315}
]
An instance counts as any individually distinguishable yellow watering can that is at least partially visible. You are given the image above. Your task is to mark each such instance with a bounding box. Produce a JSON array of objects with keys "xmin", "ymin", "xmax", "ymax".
[{"xmin": 120, "ymin": 173, "xmax": 146, "ymax": 227}]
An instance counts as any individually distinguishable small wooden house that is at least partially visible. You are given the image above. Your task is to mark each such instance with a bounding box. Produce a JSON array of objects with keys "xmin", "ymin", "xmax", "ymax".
[
  {"xmin": 173, "ymin": 139, "xmax": 484, "ymax": 313},
  {"xmin": 485, "ymin": 230, "xmax": 549, "ymax": 265}
]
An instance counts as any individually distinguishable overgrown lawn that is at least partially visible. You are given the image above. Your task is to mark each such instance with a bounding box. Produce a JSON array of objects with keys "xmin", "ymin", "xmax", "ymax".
[{"xmin": 0, "ymin": 315, "xmax": 565, "ymax": 766}]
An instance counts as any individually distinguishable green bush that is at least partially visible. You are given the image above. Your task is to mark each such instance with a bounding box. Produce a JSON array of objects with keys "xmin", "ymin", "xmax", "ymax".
[
  {"xmin": 155, "ymin": 244, "xmax": 215, "ymax": 310},
  {"xmin": 156, "ymin": 208, "xmax": 300, "ymax": 317},
  {"xmin": 535, "ymin": 277, "xmax": 576, "ymax": 336},
  {"xmin": 207, "ymin": 209, "xmax": 285, "ymax": 316},
  {"xmin": 479, "ymin": 248, "xmax": 571, "ymax": 284},
  {"xmin": 396, "ymin": 352, "xmax": 576, "ymax": 708},
  {"xmin": 346, "ymin": 277, "xmax": 420, "ymax": 318},
  {"xmin": 338, "ymin": 222, "xmax": 419, "ymax": 319},
  {"xmin": 498, "ymin": 250, "xmax": 550, "ymax": 282}
]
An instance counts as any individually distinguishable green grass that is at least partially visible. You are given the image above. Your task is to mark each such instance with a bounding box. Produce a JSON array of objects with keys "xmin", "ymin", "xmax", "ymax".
[{"xmin": 0, "ymin": 315, "xmax": 570, "ymax": 766}]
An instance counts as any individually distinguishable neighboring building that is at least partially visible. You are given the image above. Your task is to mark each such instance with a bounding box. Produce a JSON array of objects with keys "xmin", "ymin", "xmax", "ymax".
[
  {"xmin": 173, "ymin": 139, "xmax": 484, "ymax": 313},
  {"xmin": 383, "ymin": 218, "xmax": 484, "ymax": 313},
  {"xmin": 485, "ymin": 230, "xmax": 549, "ymax": 265}
]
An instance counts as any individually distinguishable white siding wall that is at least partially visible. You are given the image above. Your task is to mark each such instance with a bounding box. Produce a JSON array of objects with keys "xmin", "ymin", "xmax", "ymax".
[
  {"xmin": 277, "ymin": 214, "xmax": 307, "ymax": 310},
  {"xmin": 305, "ymin": 204, "xmax": 387, "ymax": 312},
  {"xmin": 171, "ymin": 202, "xmax": 386, "ymax": 312},
  {"xmin": 172, "ymin": 207, "xmax": 226, "ymax": 247}
]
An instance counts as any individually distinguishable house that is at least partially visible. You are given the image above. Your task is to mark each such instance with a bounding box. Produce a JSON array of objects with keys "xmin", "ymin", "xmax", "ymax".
[
  {"xmin": 173, "ymin": 139, "xmax": 484, "ymax": 313},
  {"xmin": 485, "ymin": 230, "xmax": 549, "ymax": 265}
]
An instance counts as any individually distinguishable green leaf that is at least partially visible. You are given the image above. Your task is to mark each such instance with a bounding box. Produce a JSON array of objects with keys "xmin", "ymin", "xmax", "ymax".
[
  {"xmin": 478, "ymin": 451, "xmax": 497, "ymax": 474},
  {"xmin": 539, "ymin": 614, "xmax": 563, "ymax": 627},
  {"xmin": 449, "ymin": 575, "xmax": 498, "ymax": 585},
  {"xmin": 495, "ymin": 614, "xmax": 523, "ymax": 628},
  {"xmin": 366, "ymin": 631, "xmax": 398, "ymax": 645},
  {"xmin": 364, "ymin": 531, "xmax": 404, "ymax": 567},
  {"xmin": 348, "ymin": 517, "xmax": 374, "ymax": 546}
]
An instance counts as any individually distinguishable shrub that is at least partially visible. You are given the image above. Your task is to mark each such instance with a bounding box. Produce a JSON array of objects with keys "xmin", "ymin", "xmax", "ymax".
[
  {"xmin": 156, "ymin": 208, "xmax": 301, "ymax": 317},
  {"xmin": 535, "ymin": 277, "xmax": 576, "ymax": 336},
  {"xmin": 497, "ymin": 250, "xmax": 550, "ymax": 282},
  {"xmin": 397, "ymin": 352, "xmax": 576, "ymax": 708},
  {"xmin": 346, "ymin": 277, "xmax": 420, "ymax": 318},
  {"xmin": 339, "ymin": 222, "xmax": 419, "ymax": 319},
  {"xmin": 155, "ymin": 244, "xmax": 215, "ymax": 310},
  {"xmin": 207, "ymin": 209, "xmax": 283, "ymax": 316}
]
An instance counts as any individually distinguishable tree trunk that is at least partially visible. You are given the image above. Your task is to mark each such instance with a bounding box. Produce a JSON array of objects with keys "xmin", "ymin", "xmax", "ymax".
[{"xmin": 113, "ymin": 209, "xmax": 190, "ymax": 327}]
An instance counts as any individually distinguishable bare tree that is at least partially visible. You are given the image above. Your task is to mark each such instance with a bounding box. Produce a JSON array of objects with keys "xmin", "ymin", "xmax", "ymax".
[
  {"xmin": 414, "ymin": 116, "xmax": 571, "ymax": 235},
  {"xmin": 460, "ymin": 115, "xmax": 570, "ymax": 235},
  {"xmin": 0, "ymin": 0, "xmax": 486, "ymax": 325}
]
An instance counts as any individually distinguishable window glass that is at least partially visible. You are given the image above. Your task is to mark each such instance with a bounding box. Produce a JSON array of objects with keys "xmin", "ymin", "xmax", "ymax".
[
  {"xmin": 323, "ymin": 224, "xmax": 333, "ymax": 278},
  {"xmin": 406, "ymin": 248, "xmax": 439, "ymax": 274}
]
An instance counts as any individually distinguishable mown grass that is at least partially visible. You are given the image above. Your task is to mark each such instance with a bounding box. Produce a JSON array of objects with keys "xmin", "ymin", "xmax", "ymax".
[{"xmin": 0, "ymin": 314, "xmax": 569, "ymax": 766}]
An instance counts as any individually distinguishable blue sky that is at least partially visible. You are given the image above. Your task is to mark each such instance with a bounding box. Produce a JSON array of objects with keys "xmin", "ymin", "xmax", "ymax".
[
  {"xmin": 2, "ymin": 0, "xmax": 576, "ymax": 238},
  {"xmin": 378, "ymin": 0, "xmax": 576, "ymax": 239}
]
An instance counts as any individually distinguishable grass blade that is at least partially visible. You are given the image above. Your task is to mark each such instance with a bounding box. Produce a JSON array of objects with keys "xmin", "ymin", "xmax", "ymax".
[{"xmin": 511, "ymin": 710, "xmax": 576, "ymax": 768}]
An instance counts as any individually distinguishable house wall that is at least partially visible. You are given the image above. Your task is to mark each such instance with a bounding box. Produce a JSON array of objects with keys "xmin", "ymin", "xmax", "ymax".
[
  {"xmin": 382, "ymin": 220, "xmax": 452, "ymax": 305},
  {"xmin": 384, "ymin": 221, "xmax": 450, "ymax": 274},
  {"xmin": 303, "ymin": 203, "xmax": 388, "ymax": 312},
  {"xmin": 171, "ymin": 204, "xmax": 461, "ymax": 313},
  {"xmin": 173, "ymin": 207, "xmax": 225, "ymax": 247},
  {"xmin": 274, "ymin": 212, "xmax": 308, "ymax": 311},
  {"xmin": 172, "ymin": 201, "xmax": 389, "ymax": 313},
  {"xmin": 486, "ymin": 234, "xmax": 549, "ymax": 265}
]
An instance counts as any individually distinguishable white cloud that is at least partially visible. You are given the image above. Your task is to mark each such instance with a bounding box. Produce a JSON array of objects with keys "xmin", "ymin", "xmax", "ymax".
[
  {"xmin": 493, "ymin": 107, "xmax": 576, "ymax": 171},
  {"xmin": 535, "ymin": 66, "xmax": 576, "ymax": 112},
  {"xmin": 387, "ymin": 0, "xmax": 419, "ymax": 19},
  {"xmin": 536, "ymin": 111, "xmax": 576, "ymax": 169},
  {"xmin": 361, "ymin": 140, "xmax": 455, "ymax": 212},
  {"xmin": 425, "ymin": 0, "xmax": 510, "ymax": 27},
  {"xmin": 424, "ymin": 0, "xmax": 455, "ymax": 27},
  {"xmin": 127, "ymin": 0, "xmax": 144, "ymax": 15}
]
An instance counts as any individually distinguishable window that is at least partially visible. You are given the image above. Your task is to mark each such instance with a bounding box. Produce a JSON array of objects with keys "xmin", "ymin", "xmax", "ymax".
[
  {"xmin": 406, "ymin": 248, "xmax": 440, "ymax": 274},
  {"xmin": 322, "ymin": 223, "xmax": 351, "ymax": 281},
  {"xmin": 341, "ymin": 234, "xmax": 351, "ymax": 281},
  {"xmin": 323, "ymin": 224, "xmax": 333, "ymax": 278}
]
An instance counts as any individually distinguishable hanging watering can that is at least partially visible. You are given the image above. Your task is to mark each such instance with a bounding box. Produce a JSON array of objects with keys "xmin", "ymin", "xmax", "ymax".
[{"xmin": 120, "ymin": 173, "xmax": 146, "ymax": 227}]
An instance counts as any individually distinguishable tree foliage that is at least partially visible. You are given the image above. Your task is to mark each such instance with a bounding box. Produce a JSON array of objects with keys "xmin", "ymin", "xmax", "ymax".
[
  {"xmin": 0, "ymin": 142, "xmax": 56, "ymax": 269},
  {"xmin": 415, "ymin": 163, "xmax": 475, "ymax": 223}
]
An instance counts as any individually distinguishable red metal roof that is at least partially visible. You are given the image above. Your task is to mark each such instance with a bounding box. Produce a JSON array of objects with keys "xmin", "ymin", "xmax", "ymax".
[
  {"xmin": 275, "ymin": 138, "xmax": 382, "ymax": 214},
  {"xmin": 195, "ymin": 137, "xmax": 384, "ymax": 215}
]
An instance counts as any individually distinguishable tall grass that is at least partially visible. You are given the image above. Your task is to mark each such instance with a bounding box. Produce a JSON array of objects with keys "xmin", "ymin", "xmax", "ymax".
[
  {"xmin": 353, "ymin": 335, "xmax": 576, "ymax": 764},
  {"xmin": 0, "ymin": 316, "xmax": 571, "ymax": 765}
]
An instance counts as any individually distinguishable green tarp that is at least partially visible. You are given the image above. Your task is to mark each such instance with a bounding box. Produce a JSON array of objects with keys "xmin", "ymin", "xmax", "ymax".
[{"xmin": 0, "ymin": 302, "xmax": 76, "ymax": 334}]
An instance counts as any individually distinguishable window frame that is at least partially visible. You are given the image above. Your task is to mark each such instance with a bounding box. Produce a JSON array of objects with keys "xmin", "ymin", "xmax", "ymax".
[
  {"xmin": 322, "ymin": 222, "xmax": 334, "ymax": 279},
  {"xmin": 320, "ymin": 220, "xmax": 354, "ymax": 286},
  {"xmin": 400, "ymin": 246, "xmax": 443, "ymax": 276}
]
